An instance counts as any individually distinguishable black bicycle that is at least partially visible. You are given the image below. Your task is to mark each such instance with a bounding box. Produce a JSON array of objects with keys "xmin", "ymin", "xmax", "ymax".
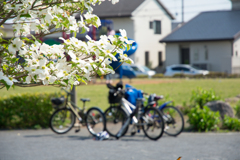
[
  {"xmin": 104, "ymin": 82, "xmax": 165, "ymax": 140},
  {"xmin": 49, "ymin": 88, "xmax": 106, "ymax": 136}
]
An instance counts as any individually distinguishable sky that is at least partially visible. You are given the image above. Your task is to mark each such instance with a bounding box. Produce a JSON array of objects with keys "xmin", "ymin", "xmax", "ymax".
[{"xmin": 160, "ymin": 0, "xmax": 232, "ymax": 22}]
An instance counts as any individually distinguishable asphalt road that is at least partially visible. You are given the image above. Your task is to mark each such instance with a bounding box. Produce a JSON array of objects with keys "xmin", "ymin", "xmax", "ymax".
[{"xmin": 0, "ymin": 128, "xmax": 239, "ymax": 160}]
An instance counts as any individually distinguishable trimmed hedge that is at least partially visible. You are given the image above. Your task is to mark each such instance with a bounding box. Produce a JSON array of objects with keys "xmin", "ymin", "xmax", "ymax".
[
  {"xmin": 136, "ymin": 75, "xmax": 148, "ymax": 78},
  {"xmin": 0, "ymin": 92, "xmax": 59, "ymax": 129},
  {"xmin": 165, "ymin": 72, "xmax": 240, "ymax": 79},
  {"xmin": 152, "ymin": 73, "xmax": 164, "ymax": 78}
]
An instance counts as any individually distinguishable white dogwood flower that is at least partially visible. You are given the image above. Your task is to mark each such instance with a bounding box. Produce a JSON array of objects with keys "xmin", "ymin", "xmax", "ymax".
[
  {"xmin": 119, "ymin": 29, "xmax": 135, "ymax": 44},
  {"xmin": 111, "ymin": 0, "xmax": 119, "ymax": 4},
  {"xmin": 8, "ymin": 38, "xmax": 23, "ymax": 54}
]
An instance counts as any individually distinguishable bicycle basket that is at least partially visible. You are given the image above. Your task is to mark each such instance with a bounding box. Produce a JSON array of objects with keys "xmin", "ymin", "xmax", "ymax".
[{"xmin": 108, "ymin": 89, "xmax": 123, "ymax": 104}]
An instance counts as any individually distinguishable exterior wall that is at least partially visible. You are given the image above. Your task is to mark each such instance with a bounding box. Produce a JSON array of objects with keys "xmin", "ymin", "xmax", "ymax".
[
  {"xmin": 165, "ymin": 41, "xmax": 234, "ymax": 73},
  {"xmin": 191, "ymin": 41, "xmax": 232, "ymax": 73},
  {"xmin": 108, "ymin": 18, "xmax": 134, "ymax": 40},
  {"xmin": 233, "ymin": 37, "xmax": 240, "ymax": 73},
  {"xmin": 0, "ymin": 25, "xmax": 14, "ymax": 39},
  {"xmin": 131, "ymin": 0, "xmax": 172, "ymax": 71},
  {"xmin": 104, "ymin": 18, "xmax": 135, "ymax": 60},
  {"xmin": 106, "ymin": 0, "xmax": 173, "ymax": 72},
  {"xmin": 165, "ymin": 43, "xmax": 180, "ymax": 66}
]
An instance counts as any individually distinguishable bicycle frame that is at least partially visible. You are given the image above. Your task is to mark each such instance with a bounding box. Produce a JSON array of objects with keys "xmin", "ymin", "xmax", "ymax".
[
  {"xmin": 116, "ymin": 97, "xmax": 153, "ymax": 138},
  {"xmin": 66, "ymin": 101, "xmax": 83, "ymax": 121},
  {"xmin": 61, "ymin": 91, "xmax": 86, "ymax": 122},
  {"xmin": 115, "ymin": 98, "xmax": 139, "ymax": 137},
  {"xmin": 158, "ymin": 101, "xmax": 173, "ymax": 110}
]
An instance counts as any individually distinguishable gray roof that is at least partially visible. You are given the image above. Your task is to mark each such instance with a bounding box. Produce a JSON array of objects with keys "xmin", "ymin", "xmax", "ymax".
[
  {"xmin": 160, "ymin": 10, "xmax": 240, "ymax": 43},
  {"xmin": 171, "ymin": 22, "xmax": 181, "ymax": 31},
  {"xmin": 76, "ymin": 0, "xmax": 175, "ymax": 19}
]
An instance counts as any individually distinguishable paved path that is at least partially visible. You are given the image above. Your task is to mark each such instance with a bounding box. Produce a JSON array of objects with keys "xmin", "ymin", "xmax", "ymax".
[{"xmin": 0, "ymin": 128, "xmax": 239, "ymax": 160}]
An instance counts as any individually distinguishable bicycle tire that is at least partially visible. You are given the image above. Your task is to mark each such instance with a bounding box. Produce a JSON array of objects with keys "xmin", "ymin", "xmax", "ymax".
[
  {"xmin": 161, "ymin": 106, "xmax": 184, "ymax": 136},
  {"xmin": 142, "ymin": 107, "xmax": 164, "ymax": 140},
  {"xmin": 104, "ymin": 106, "xmax": 128, "ymax": 137},
  {"xmin": 49, "ymin": 108, "xmax": 75, "ymax": 134},
  {"xmin": 85, "ymin": 107, "xmax": 106, "ymax": 136}
]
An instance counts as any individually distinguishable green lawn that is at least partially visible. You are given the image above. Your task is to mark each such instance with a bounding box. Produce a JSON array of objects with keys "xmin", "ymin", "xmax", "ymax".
[{"xmin": 1, "ymin": 78, "xmax": 240, "ymax": 110}]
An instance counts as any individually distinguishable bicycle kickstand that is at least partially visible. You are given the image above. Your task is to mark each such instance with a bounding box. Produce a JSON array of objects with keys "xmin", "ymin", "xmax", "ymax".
[{"xmin": 75, "ymin": 123, "xmax": 81, "ymax": 133}]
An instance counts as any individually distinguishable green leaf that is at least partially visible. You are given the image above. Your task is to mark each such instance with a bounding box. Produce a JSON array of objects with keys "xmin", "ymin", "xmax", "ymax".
[
  {"xmin": 20, "ymin": 14, "xmax": 31, "ymax": 18},
  {"xmin": 0, "ymin": 80, "xmax": 10, "ymax": 90},
  {"xmin": 80, "ymin": 27, "xmax": 86, "ymax": 34},
  {"xmin": 31, "ymin": 35, "xmax": 37, "ymax": 41}
]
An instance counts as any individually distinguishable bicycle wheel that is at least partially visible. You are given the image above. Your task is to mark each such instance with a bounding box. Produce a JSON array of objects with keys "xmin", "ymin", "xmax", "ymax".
[
  {"xmin": 161, "ymin": 106, "xmax": 184, "ymax": 136},
  {"xmin": 85, "ymin": 107, "xmax": 106, "ymax": 136},
  {"xmin": 104, "ymin": 106, "xmax": 128, "ymax": 137},
  {"xmin": 50, "ymin": 108, "xmax": 75, "ymax": 134},
  {"xmin": 142, "ymin": 107, "xmax": 164, "ymax": 140}
]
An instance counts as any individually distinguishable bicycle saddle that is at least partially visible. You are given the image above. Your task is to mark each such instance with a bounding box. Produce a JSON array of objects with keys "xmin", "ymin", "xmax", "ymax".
[{"xmin": 80, "ymin": 98, "xmax": 90, "ymax": 102}]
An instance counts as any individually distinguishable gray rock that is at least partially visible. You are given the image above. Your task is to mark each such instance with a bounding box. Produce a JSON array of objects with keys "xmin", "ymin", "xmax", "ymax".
[{"xmin": 205, "ymin": 101, "xmax": 234, "ymax": 119}]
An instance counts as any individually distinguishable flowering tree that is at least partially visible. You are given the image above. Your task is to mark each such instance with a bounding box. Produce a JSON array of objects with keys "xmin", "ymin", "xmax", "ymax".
[{"xmin": 0, "ymin": 0, "xmax": 133, "ymax": 90}]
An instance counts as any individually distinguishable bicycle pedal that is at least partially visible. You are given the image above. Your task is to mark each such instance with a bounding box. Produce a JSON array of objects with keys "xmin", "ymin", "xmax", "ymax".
[{"xmin": 75, "ymin": 129, "xmax": 80, "ymax": 133}]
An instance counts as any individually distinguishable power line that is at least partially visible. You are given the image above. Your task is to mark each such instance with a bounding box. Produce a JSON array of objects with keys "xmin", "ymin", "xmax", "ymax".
[{"xmin": 164, "ymin": 1, "xmax": 231, "ymax": 10}]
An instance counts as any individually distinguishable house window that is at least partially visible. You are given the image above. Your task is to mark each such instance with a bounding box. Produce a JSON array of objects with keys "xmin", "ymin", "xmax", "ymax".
[
  {"xmin": 154, "ymin": 20, "xmax": 161, "ymax": 34},
  {"xmin": 145, "ymin": 51, "xmax": 149, "ymax": 66},
  {"xmin": 149, "ymin": 21, "xmax": 153, "ymax": 29},
  {"xmin": 236, "ymin": 51, "xmax": 238, "ymax": 56},
  {"xmin": 204, "ymin": 46, "xmax": 208, "ymax": 60},
  {"xmin": 194, "ymin": 49, "xmax": 199, "ymax": 61},
  {"xmin": 158, "ymin": 51, "xmax": 162, "ymax": 66}
]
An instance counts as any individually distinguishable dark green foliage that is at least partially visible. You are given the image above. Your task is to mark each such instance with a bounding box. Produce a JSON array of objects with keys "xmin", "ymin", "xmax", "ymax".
[
  {"xmin": 234, "ymin": 102, "xmax": 240, "ymax": 119},
  {"xmin": 0, "ymin": 92, "xmax": 59, "ymax": 129},
  {"xmin": 190, "ymin": 87, "xmax": 221, "ymax": 109},
  {"xmin": 172, "ymin": 73, "xmax": 185, "ymax": 78},
  {"xmin": 152, "ymin": 73, "xmax": 164, "ymax": 78},
  {"xmin": 136, "ymin": 75, "xmax": 148, "ymax": 78},
  {"xmin": 188, "ymin": 105, "xmax": 220, "ymax": 132},
  {"xmin": 222, "ymin": 115, "xmax": 240, "ymax": 131},
  {"xmin": 164, "ymin": 72, "xmax": 240, "ymax": 79}
]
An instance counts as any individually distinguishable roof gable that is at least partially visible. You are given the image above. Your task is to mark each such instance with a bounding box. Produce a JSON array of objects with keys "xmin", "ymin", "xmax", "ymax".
[
  {"xmin": 92, "ymin": 0, "xmax": 145, "ymax": 18},
  {"xmin": 160, "ymin": 10, "xmax": 240, "ymax": 43},
  {"xmin": 88, "ymin": 0, "xmax": 174, "ymax": 19}
]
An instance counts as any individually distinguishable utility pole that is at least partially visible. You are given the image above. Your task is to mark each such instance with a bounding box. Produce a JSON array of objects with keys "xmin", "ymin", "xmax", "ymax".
[
  {"xmin": 62, "ymin": 31, "xmax": 77, "ymax": 106},
  {"xmin": 182, "ymin": 0, "xmax": 184, "ymax": 23},
  {"xmin": 71, "ymin": 86, "xmax": 77, "ymax": 106}
]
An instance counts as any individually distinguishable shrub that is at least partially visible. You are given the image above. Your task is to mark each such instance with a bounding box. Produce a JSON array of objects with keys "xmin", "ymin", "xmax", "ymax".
[
  {"xmin": 0, "ymin": 92, "xmax": 59, "ymax": 129},
  {"xmin": 152, "ymin": 73, "xmax": 164, "ymax": 78},
  {"xmin": 222, "ymin": 115, "xmax": 240, "ymax": 131},
  {"xmin": 205, "ymin": 72, "xmax": 228, "ymax": 78},
  {"xmin": 190, "ymin": 87, "xmax": 221, "ymax": 109},
  {"xmin": 136, "ymin": 75, "xmax": 148, "ymax": 78},
  {"xmin": 180, "ymin": 101, "xmax": 192, "ymax": 115},
  {"xmin": 228, "ymin": 74, "xmax": 240, "ymax": 78},
  {"xmin": 188, "ymin": 105, "xmax": 220, "ymax": 132},
  {"xmin": 234, "ymin": 102, "xmax": 240, "ymax": 119},
  {"xmin": 172, "ymin": 73, "xmax": 185, "ymax": 78}
]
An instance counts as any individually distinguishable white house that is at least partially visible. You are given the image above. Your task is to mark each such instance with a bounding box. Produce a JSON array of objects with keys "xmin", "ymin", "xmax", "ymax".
[
  {"xmin": 160, "ymin": 1, "xmax": 240, "ymax": 74},
  {"xmin": 88, "ymin": 0, "xmax": 175, "ymax": 72},
  {"xmin": 0, "ymin": 24, "xmax": 14, "ymax": 39}
]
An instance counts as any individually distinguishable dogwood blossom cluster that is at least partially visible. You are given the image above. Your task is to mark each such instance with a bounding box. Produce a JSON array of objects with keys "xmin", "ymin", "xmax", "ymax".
[{"xmin": 0, "ymin": 0, "xmax": 133, "ymax": 89}]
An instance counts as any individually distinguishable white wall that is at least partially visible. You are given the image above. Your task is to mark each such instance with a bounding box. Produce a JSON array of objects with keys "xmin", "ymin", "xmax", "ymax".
[
  {"xmin": 233, "ymin": 37, "xmax": 240, "ymax": 73},
  {"xmin": 165, "ymin": 41, "xmax": 234, "ymax": 73},
  {"xmin": 131, "ymin": 0, "xmax": 172, "ymax": 70},
  {"xmin": 191, "ymin": 41, "xmax": 232, "ymax": 73},
  {"xmin": 165, "ymin": 43, "xmax": 180, "ymax": 66},
  {"xmin": 108, "ymin": 18, "xmax": 134, "ymax": 39}
]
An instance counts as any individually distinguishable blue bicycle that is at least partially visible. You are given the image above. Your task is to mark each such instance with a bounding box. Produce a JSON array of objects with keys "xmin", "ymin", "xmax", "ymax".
[{"xmin": 147, "ymin": 94, "xmax": 184, "ymax": 136}]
